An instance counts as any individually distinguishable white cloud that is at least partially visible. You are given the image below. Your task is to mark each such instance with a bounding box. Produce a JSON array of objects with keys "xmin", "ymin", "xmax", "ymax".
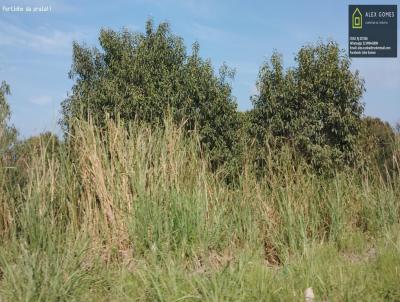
[
  {"xmin": 0, "ymin": 20, "xmax": 85, "ymax": 55},
  {"xmin": 30, "ymin": 95, "xmax": 52, "ymax": 105}
]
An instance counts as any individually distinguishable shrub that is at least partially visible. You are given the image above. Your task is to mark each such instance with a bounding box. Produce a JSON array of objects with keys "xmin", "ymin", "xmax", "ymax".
[
  {"xmin": 359, "ymin": 117, "xmax": 396, "ymax": 173},
  {"xmin": 5, "ymin": 132, "xmax": 60, "ymax": 188}
]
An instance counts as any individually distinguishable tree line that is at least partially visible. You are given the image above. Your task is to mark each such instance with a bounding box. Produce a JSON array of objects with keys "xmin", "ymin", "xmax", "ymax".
[{"xmin": 1, "ymin": 19, "xmax": 398, "ymax": 178}]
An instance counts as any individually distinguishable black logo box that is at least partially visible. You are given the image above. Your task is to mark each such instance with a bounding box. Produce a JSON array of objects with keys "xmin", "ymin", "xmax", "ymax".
[{"xmin": 349, "ymin": 5, "xmax": 397, "ymax": 57}]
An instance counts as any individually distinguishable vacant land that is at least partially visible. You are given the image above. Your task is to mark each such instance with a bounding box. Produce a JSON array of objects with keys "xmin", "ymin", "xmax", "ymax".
[{"xmin": 0, "ymin": 118, "xmax": 399, "ymax": 301}]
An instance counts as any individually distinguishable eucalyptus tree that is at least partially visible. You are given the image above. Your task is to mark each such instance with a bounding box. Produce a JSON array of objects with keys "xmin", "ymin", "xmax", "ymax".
[
  {"xmin": 251, "ymin": 41, "xmax": 365, "ymax": 172},
  {"xmin": 61, "ymin": 19, "xmax": 241, "ymax": 170}
]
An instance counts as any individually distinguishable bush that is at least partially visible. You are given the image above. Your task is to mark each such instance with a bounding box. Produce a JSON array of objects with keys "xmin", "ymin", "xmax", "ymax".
[
  {"xmin": 359, "ymin": 117, "xmax": 396, "ymax": 173},
  {"xmin": 251, "ymin": 41, "xmax": 365, "ymax": 173},
  {"xmin": 61, "ymin": 19, "xmax": 241, "ymax": 170},
  {"xmin": 5, "ymin": 132, "xmax": 60, "ymax": 188}
]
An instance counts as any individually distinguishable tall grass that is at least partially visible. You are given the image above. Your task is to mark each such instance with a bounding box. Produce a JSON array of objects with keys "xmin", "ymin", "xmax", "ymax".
[{"xmin": 0, "ymin": 117, "xmax": 399, "ymax": 301}]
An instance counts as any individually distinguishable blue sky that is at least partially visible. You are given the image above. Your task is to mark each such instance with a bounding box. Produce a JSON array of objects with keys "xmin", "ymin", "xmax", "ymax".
[{"xmin": 0, "ymin": 0, "xmax": 399, "ymax": 138}]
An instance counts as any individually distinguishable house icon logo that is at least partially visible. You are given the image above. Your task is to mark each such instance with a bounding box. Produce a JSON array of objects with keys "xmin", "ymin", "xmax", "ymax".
[{"xmin": 352, "ymin": 8, "xmax": 362, "ymax": 29}]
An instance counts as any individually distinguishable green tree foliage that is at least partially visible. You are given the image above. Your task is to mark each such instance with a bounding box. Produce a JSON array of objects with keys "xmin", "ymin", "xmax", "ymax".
[
  {"xmin": 251, "ymin": 41, "xmax": 365, "ymax": 172},
  {"xmin": 61, "ymin": 19, "xmax": 241, "ymax": 169},
  {"xmin": 0, "ymin": 81, "xmax": 17, "ymax": 157},
  {"xmin": 360, "ymin": 117, "xmax": 396, "ymax": 172}
]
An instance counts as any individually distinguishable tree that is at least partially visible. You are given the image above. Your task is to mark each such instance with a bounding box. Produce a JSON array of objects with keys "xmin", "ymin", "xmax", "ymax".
[
  {"xmin": 251, "ymin": 41, "xmax": 365, "ymax": 172},
  {"xmin": 61, "ymin": 19, "xmax": 241, "ymax": 169},
  {"xmin": 0, "ymin": 81, "xmax": 17, "ymax": 157}
]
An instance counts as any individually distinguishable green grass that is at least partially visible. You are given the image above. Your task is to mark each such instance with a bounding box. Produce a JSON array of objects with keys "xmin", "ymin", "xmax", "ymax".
[
  {"xmin": 0, "ymin": 118, "xmax": 399, "ymax": 301},
  {"xmin": 92, "ymin": 229, "xmax": 400, "ymax": 302}
]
